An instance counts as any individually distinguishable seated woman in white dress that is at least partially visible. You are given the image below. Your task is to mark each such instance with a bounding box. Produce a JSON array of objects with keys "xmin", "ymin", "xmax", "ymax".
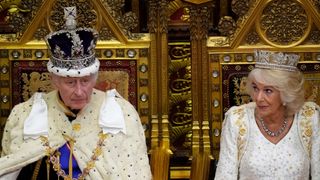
[{"xmin": 214, "ymin": 50, "xmax": 320, "ymax": 180}]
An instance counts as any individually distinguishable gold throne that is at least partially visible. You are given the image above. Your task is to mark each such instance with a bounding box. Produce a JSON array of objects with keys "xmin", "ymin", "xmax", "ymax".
[{"xmin": 1, "ymin": 1, "xmax": 320, "ymax": 180}]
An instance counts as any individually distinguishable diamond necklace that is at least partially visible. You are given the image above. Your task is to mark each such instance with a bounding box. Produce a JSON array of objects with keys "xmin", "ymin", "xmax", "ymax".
[{"xmin": 259, "ymin": 116, "xmax": 288, "ymax": 137}]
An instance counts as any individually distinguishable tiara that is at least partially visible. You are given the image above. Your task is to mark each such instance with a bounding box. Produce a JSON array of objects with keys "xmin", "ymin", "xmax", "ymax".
[
  {"xmin": 45, "ymin": 6, "xmax": 99, "ymax": 77},
  {"xmin": 254, "ymin": 50, "xmax": 299, "ymax": 72}
]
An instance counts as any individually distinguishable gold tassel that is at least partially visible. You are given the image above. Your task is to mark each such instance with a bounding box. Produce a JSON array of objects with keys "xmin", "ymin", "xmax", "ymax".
[
  {"xmin": 62, "ymin": 134, "xmax": 75, "ymax": 179},
  {"xmin": 56, "ymin": 151, "xmax": 61, "ymax": 180},
  {"xmin": 68, "ymin": 140, "xmax": 74, "ymax": 179},
  {"xmin": 31, "ymin": 159, "xmax": 42, "ymax": 180},
  {"xmin": 46, "ymin": 157, "xmax": 50, "ymax": 180}
]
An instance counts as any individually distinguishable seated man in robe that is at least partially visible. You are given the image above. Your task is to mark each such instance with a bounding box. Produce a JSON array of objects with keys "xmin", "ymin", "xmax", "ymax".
[{"xmin": 0, "ymin": 6, "xmax": 152, "ymax": 180}]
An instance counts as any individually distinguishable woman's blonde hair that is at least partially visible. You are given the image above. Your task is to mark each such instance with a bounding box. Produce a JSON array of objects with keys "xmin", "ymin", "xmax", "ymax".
[{"xmin": 246, "ymin": 68, "xmax": 305, "ymax": 115}]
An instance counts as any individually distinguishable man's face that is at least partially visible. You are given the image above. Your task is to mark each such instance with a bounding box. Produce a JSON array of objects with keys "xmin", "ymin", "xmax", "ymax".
[{"xmin": 52, "ymin": 74, "xmax": 97, "ymax": 110}]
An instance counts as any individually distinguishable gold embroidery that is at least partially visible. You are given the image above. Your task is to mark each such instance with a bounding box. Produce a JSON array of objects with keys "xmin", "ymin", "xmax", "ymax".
[
  {"xmin": 299, "ymin": 104, "xmax": 314, "ymax": 155},
  {"xmin": 235, "ymin": 103, "xmax": 315, "ymax": 161},
  {"xmin": 234, "ymin": 107, "xmax": 247, "ymax": 160},
  {"xmin": 302, "ymin": 107, "xmax": 314, "ymax": 117},
  {"xmin": 305, "ymin": 128, "xmax": 312, "ymax": 137},
  {"xmin": 239, "ymin": 128, "xmax": 246, "ymax": 136}
]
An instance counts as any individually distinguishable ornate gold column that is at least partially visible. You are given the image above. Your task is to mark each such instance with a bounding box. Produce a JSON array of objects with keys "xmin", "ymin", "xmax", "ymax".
[
  {"xmin": 186, "ymin": 1, "xmax": 213, "ymax": 179},
  {"xmin": 148, "ymin": 0, "xmax": 171, "ymax": 179},
  {"xmin": 0, "ymin": 53, "xmax": 10, "ymax": 152}
]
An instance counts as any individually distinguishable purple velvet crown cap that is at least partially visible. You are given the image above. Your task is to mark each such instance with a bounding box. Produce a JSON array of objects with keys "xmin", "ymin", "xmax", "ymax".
[{"xmin": 45, "ymin": 6, "xmax": 100, "ymax": 77}]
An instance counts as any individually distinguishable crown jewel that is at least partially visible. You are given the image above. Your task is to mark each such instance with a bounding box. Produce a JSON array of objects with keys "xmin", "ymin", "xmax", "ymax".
[
  {"xmin": 254, "ymin": 50, "xmax": 299, "ymax": 72},
  {"xmin": 45, "ymin": 6, "xmax": 99, "ymax": 77}
]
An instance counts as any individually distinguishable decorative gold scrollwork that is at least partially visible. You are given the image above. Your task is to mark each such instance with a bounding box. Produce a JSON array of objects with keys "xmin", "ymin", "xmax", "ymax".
[
  {"xmin": 256, "ymin": 0, "xmax": 311, "ymax": 47},
  {"xmin": 232, "ymin": 76, "xmax": 251, "ymax": 106},
  {"xmin": 169, "ymin": 43, "xmax": 192, "ymax": 153},
  {"xmin": 21, "ymin": 72, "xmax": 53, "ymax": 101}
]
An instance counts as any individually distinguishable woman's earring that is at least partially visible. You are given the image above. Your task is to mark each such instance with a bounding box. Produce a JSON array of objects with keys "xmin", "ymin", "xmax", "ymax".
[{"xmin": 283, "ymin": 102, "xmax": 286, "ymax": 106}]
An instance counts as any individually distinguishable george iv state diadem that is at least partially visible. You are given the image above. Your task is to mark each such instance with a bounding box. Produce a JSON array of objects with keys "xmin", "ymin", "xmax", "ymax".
[
  {"xmin": 45, "ymin": 6, "xmax": 99, "ymax": 77},
  {"xmin": 254, "ymin": 50, "xmax": 300, "ymax": 72}
]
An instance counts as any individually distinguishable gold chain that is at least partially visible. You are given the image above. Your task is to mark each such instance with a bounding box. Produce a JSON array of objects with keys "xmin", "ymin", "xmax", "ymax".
[{"xmin": 40, "ymin": 132, "xmax": 107, "ymax": 180}]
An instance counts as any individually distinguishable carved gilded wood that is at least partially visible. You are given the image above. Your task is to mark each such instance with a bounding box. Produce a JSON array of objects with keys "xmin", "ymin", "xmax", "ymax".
[
  {"xmin": 1, "ymin": 0, "xmax": 320, "ymax": 179},
  {"xmin": 148, "ymin": 0, "xmax": 173, "ymax": 179},
  {"xmin": 0, "ymin": 0, "xmax": 150, "ymax": 158},
  {"xmin": 189, "ymin": 4, "xmax": 213, "ymax": 180},
  {"xmin": 209, "ymin": 0, "xmax": 320, "ymax": 161}
]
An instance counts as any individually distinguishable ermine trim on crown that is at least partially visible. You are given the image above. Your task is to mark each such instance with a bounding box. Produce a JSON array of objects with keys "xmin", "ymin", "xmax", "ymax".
[{"xmin": 45, "ymin": 6, "xmax": 99, "ymax": 77}]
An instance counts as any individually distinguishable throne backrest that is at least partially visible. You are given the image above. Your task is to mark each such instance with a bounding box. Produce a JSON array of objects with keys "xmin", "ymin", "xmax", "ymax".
[
  {"xmin": 221, "ymin": 63, "xmax": 320, "ymax": 112},
  {"xmin": 11, "ymin": 60, "xmax": 137, "ymax": 107}
]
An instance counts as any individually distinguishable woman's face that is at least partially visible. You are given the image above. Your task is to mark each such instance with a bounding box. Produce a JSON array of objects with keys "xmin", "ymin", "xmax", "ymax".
[
  {"xmin": 251, "ymin": 80, "xmax": 283, "ymax": 118},
  {"xmin": 52, "ymin": 74, "xmax": 97, "ymax": 110}
]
